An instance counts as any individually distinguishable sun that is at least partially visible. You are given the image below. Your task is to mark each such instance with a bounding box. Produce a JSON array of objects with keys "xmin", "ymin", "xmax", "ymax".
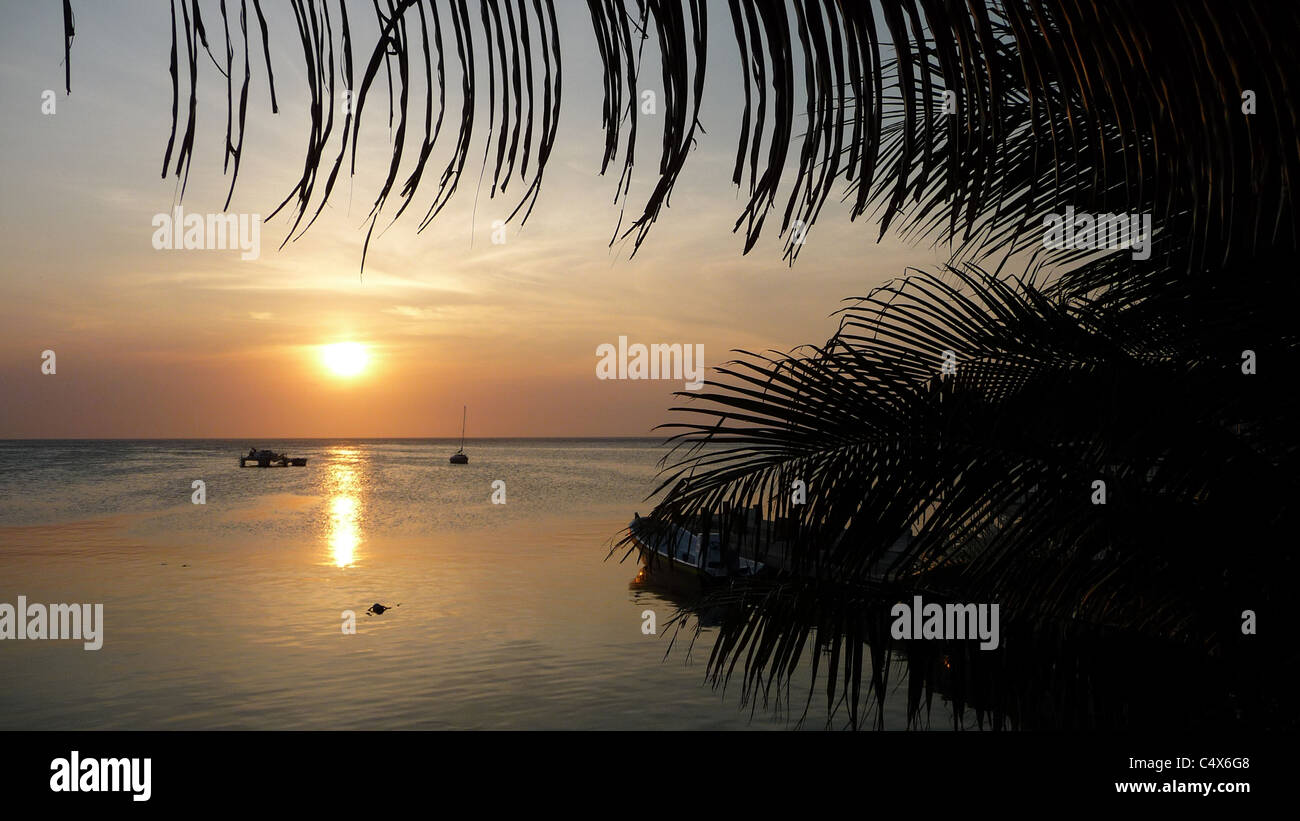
[{"xmin": 321, "ymin": 342, "xmax": 368, "ymax": 377}]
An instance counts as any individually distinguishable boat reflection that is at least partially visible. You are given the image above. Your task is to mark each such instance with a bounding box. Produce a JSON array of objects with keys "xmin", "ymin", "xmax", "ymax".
[
  {"xmin": 629, "ymin": 566, "xmax": 722, "ymax": 627},
  {"xmin": 326, "ymin": 453, "xmax": 363, "ymax": 568}
]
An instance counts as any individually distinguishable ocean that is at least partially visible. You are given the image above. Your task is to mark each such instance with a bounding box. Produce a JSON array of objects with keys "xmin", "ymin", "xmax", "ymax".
[{"xmin": 0, "ymin": 439, "xmax": 904, "ymax": 729}]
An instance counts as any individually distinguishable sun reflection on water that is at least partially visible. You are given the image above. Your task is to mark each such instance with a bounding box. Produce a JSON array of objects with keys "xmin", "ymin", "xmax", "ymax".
[{"xmin": 326, "ymin": 453, "xmax": 363, "ymax": 568}]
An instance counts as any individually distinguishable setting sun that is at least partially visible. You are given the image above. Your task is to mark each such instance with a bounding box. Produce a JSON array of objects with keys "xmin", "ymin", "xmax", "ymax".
[{"xmin": 321, "ymin": 342, "xmax": 368, "ymax": 377}]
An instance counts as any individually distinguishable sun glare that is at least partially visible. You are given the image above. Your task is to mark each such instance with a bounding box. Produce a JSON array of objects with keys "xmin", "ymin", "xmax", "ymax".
[{"xmin": 321, "ymin": 342, "xmax": 368, "ymax": 377}]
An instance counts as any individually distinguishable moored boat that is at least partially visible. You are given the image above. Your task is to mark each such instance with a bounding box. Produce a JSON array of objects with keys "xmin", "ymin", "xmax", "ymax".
[
  {"xmin": 449, "ymin": 405, "xmax": 469, "ymax": 464},
  {"xmin": 628, "ymin": 513, "xmax": 763, "ymax": 582}
]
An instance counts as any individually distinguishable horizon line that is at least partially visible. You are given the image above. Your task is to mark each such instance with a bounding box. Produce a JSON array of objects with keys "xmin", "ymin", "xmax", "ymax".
[{"xmin": 0, "ymin": 435, "xmax": 670, "ymax": 441}]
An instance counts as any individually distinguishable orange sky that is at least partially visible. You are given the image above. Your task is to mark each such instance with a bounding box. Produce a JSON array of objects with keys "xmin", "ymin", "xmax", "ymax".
[{"xmin": 0, "ymin": 2, "xmax": 943, "ymax": 437}]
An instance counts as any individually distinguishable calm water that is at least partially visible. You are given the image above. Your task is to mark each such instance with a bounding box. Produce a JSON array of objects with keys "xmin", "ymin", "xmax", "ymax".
[{"xmin": 0, "ymin": 439, "xmax": 898, "ymax": 729}]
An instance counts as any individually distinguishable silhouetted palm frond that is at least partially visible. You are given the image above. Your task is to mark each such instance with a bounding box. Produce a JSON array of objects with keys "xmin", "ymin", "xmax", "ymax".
[
  {"xmin": 57, "ymin": 2, "xmax": 1300, "ymax": 271},
  {"xmin": 61, "ymin": 0, "xmax": 564, "ymax": 274},
  {"xmin": 627, "ymin": 261, "xmax": 1298, "ymax": 727}
]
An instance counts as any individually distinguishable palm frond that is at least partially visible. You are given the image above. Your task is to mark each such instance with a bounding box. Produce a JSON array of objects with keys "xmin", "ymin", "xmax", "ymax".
[
  {"xmin": 56, "ymin": 2, "xmax": 1300, "ymax": 271},
  {"xmin": 629, "ymin": 263, "xmax": 1298, "ymax": 726}
]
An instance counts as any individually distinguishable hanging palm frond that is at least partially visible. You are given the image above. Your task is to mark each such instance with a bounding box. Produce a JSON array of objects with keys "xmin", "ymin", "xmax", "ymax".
[
  {"xmin": 61, "ymin": 0, "xmax": 563, "ymax": 274},
  {"xmin": 57, "ymin": 2, "xmax": 1300, "ymax": 270}
]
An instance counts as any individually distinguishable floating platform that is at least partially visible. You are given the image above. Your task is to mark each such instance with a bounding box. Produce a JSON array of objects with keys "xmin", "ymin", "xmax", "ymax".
[{"xmin": 239, "ymin": 450, "xmax": 307, "ymax": 468}]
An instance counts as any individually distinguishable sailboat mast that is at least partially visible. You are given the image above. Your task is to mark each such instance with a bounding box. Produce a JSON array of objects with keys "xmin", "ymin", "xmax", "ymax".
[{"xmin": 460, "ymin": 405, "xmax": 466, "ymax": 451}]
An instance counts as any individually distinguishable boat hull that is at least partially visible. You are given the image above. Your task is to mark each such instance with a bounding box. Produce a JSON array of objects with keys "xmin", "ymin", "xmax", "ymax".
[
  {"xmin": 632, "ymin": 544, "xmax": 714, "ymax": 584},
  {"xmin": 627, "ymin": 515, "xmax": 762, "ymax": 583}
]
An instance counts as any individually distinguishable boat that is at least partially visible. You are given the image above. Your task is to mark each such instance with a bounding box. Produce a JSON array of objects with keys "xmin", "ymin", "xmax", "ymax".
[
  {"xmin": 239, "ymin": 448, "xmax": 308, "ymax": 468},
  {"xmin": 627, "ymin": 513, "xmax": 763, "ymax": 582},
  {"xmin": 449, "ymin": 405, "xmax": 469, "ymax": 464}
]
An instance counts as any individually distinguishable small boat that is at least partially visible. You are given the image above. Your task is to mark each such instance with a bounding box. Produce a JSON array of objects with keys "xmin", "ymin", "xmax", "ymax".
[
  {"xmin": 239, "ymin": 448, "xmax": 308, "ymax": 468},
  {"xmin": 449, "ymin": 405, "xmax": 469, "ymax": 464},
  {"xmin": 628, "ymin": 513, "xmax": 763, "ymax": 581}
]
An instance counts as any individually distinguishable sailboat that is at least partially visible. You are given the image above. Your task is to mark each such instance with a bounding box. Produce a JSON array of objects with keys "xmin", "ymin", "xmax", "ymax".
[{"xmin": 449, "ymin": 405, "xmax": 469, "ymax": 464}]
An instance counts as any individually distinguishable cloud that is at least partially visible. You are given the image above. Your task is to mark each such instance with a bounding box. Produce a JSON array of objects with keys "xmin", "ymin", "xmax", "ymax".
[{"xmin": 384, "ymin": 306, "xmax": 446, "ymax": 320}]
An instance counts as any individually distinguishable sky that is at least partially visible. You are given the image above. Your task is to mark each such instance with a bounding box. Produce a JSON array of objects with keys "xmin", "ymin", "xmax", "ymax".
[{"xmin": 0, "ymin": 0, "xmax": 945, "ymax": 438}]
